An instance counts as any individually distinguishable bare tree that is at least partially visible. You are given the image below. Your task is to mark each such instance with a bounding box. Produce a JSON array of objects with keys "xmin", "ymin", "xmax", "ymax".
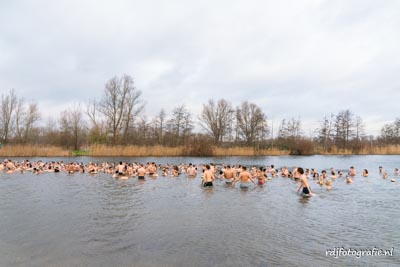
[
  {"xmin": 41, "ymin": 116, "xmax": 60, "ymax": 146},
  {"xmin": 86, "ymin": 99, "xmax": 100, "ymax": 129},
  {"xmin": 0, "ymin": 89, "xmax": 18, "ymax": 143},
  {"xmin": 23, "ymin": 102, "xmax": 40, "ymax": 142},
  {"xmin": 97, "ymin": 74, "xmax": 144, "ymax": 144},
  {"xmin": 354, "ymin": 116, "xmax": 366, "ymax": 141},
  {"xmin": 86, "ymin": 100, "xmax": 107, "ymax": 144},
  {"xmin": 121, "ymin": 76, "xmax": 145, "ymax": 143},
  {"xmin": 59, "ymin": 105, "xmax": 87, "ymax": 150},
  {"xmin": 199, "ymin": 99, "xmax": 234, "ymax": 145},
  {"xmin": 334, "ymin": 109, "xmax": 354, "ymax": 149},
  {"xmin": 14, "ymin": 97, "xmax": 25, "ymax": 140},
  {"xmin": 136, "ymin": 117, "xmax": 151, "ymax": 144},
  {"xmin": 11, "ymin": 96, "xmax": 41, "ymax": 143},
  {"xmin": 152, "ymin": 109, "xmax": 166, "ymax": 144},
  {"xmin": 167, "ymin": 104, "xmax": 193, "ymax": 145},
  {"xmin": 316, "ymin": 114, "xmax": 335, "ymax": 151},
  {"xmin": 235, "ymin": 101, "xmax": 267, "ymax": 144},
  {"xmin": 379, "ymin": 118, "xmax": 400, "ymax": 145},
  {"xmin": 278, "ymin": 118, "xmax": 302, "ymax": 139}
]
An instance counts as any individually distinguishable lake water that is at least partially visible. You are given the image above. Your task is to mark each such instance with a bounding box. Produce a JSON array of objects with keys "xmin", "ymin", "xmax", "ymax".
[{"xmin": 1, "ymin": 155, "xmax": 399, "ymax": 267}]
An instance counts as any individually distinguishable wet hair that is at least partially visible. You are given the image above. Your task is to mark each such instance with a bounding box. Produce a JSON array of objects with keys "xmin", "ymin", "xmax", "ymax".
[
  {"xmin": 298, "ymin": 167, "xmax": 304, "ymax": 174},
  {"xmin": 242, "ymin": 166, "xmax": 247, "ymax": 171},
  {"xmin": 206, "ymin": 165, "xmax": 210, "ymax": 170}
]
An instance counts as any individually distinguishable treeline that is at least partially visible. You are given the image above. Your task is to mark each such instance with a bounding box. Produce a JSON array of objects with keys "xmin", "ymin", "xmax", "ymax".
[{"xmin": 1, "ymin": 74, "xmax": 399, "ymax": 155}]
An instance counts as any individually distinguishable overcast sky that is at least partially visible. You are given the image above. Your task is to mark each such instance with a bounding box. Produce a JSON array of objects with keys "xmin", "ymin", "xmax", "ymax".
[{"xmin": 1, "ymin": 0, "xmax": 399, "ymax": 136}]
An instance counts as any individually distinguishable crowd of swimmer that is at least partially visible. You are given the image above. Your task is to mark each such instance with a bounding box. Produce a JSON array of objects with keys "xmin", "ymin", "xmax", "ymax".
[{"xmin": 1, "ymin": 159, "xmax": 399, "ymax": 194}]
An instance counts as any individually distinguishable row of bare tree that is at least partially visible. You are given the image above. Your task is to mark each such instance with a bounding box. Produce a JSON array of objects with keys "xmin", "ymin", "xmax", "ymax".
[
  {"xmin": 1, "ymin": 74, "xmax": 398, "ymax": 153},
  {"xmin": 0, "ymin": 89, "xmax": 40, "ymax": 144}
]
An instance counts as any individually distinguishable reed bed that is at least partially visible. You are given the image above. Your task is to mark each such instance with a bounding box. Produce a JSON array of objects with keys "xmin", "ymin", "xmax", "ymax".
[
  {"xmin": 213, "ymin": 147, "xmax": 289, "ymax": 156},
  {"xmin": 88, "ymin": 145, "xmax": 289, "ymax": 157},
  {"xmin": 88, "ymin": 145, "xmax": 185, "ymax": 157},
  {"xmin": 0, "ymin": 145, "xmax": 70, "ymax": 157},
  {"xmin": 0, "ymin": 144, "xmax": 399, "ymax": 157},
  {"xmin": 359, "ymin": 145, "xmax": 400, "ymax": 155},
  {"xmin": 314, "ymin": 145, "xmax": 400, "ymax": 155}
]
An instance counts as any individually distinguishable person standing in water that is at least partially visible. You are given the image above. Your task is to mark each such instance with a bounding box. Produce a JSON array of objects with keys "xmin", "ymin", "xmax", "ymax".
[
  {"xmin": 137, "ymin": 164, "xmax": 146, "ymax": 180},
  {"xmin": 256, "ymin": 167, "xmax": 266, "ymax": 185},
  {"xmin": 297, "ymin": 167, "xmax": 312, "ymax": 196},
  {"xmin": 202, "ymin": 164, "xmax": 214, "ymax": 187},
  {"xmin": 223, "ymin": 165, "xmax": 236, "ymax": 184},
  {"xmin": 233, "ymin": 166, "xmax": 257, "ymax": 188},
  {"xmin": 187, "ymin": 163, "xmax": 197, "ymax": 178}
]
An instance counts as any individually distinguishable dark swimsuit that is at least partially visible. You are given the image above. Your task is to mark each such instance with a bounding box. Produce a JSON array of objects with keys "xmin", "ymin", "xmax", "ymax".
[
  {"xmin": 203, "ymin": 181, "xmax": 213, "ymax": 187},
  {"xmin": 302, "ymin": 187, "xmax": 311, "ymax": 194},
  {"xmin": 138, "ymin": 176, "xmax": 145, "ymax": 180}
]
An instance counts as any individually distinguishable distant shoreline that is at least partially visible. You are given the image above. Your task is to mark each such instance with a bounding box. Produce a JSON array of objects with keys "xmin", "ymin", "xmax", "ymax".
[{"xmin": 1, "ymin": 144, "xmax": 400, "ymax": 157}]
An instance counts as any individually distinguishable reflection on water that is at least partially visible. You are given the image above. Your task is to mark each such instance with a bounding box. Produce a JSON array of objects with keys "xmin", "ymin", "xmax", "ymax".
[{"xmin": 0, "ymin": 155, "xmax": 400, "ymax": 266}]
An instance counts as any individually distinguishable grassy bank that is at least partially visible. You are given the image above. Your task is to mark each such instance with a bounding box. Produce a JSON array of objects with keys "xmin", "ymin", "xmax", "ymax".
[{"xmin": 1, "ymin": 144, "xmax": 400, "ymax": 157}]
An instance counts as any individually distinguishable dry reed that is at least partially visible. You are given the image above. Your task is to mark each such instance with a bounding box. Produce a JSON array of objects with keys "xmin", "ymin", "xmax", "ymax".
[
  {"xmin": 213, "ymin": 146, "xmax": 289, "ymax": 156},
  {"xmin": 314, "ymin": 145, "xmax": 400, "ymax": 155},
  {"xmin": 0, "ymin": 145, "xmax": 70, "ymax": 157},
  {"xmin": 1, "ymin": 144, "xmax": 399, "ymax": 157},
  {"xmin": 88, "ymin": 145, "xmax": 185, "ymax": 157}
]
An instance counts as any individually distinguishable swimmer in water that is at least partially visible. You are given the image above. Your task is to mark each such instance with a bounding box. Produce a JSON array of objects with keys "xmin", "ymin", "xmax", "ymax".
[
  {"xmin": 349, "ymin": 166, "xmax": 356, "ymax": 177},
  {"xmin": 346, "ymin": 175, "xmax": 353, "ymax": 184},
  {"xmin": 325, "ymin": 180, "xmax": 332, "ymax": 190},
  {"xmin": 362, "ymin": 169, "xmax": 368, "ymax": 177}
]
